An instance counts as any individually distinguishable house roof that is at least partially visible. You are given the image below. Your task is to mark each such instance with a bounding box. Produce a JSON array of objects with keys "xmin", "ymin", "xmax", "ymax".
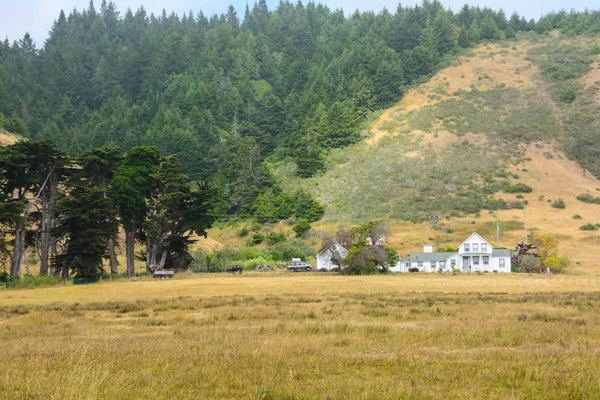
[
  {"xmin": 410, "ymin": 252, "xmax": 456, "ymax": 262},
  {"xmin": 492, "ymin": 249, "xmax": 511, "ymax": 257}
]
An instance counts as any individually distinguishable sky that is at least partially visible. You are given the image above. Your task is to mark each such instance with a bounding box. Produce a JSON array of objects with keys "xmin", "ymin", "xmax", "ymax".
[{"xmin": 0, "ymin": 0, "xmax": 597, "ymax": 47}]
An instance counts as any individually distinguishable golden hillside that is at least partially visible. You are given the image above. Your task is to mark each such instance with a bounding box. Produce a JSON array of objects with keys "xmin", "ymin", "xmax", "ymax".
[{"xmin": 268, "ymin": 35, "xmax": 600, "ymax": 273}]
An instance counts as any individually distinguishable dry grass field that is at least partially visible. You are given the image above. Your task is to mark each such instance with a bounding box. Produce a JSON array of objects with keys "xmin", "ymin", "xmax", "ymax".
[{"xmin": 1, "ymin": 273, "xmax": 599, "ymax": 399}]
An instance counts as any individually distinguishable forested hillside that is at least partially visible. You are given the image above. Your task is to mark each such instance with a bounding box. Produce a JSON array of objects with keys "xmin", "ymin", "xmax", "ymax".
[{"xmin": 3, "ymin": 0, "xmax": 598, "ymax": 217}]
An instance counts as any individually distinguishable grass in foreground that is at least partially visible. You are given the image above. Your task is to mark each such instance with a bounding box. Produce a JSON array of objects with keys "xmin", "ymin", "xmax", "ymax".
[{"xmin": 0, "ymin": 274, "xmax": 599, "ymax": 399}]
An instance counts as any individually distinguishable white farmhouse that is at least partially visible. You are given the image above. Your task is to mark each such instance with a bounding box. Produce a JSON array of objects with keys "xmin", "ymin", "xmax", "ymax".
[
  {"xmin": 393, "ymin": 232, "xmax": 511, "ymax": 273},
  {"xmin": 316, "ymin": 241, "xmax": 349, "ymax": 271}
]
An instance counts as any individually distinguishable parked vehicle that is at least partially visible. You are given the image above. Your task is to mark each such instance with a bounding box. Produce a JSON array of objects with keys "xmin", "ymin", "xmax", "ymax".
[
  {"xmin": 287, "ymin": 261, "xmax": 312, "ymax": 272},
  {"xmin": 226, "ymin": 265, "xmax": 243, "ymax": 274}
]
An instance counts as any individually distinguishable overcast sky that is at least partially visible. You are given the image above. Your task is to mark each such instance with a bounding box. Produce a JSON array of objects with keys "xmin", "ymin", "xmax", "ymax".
[{"xmin": 1, "ymin": 0, "xmax": 597, "ymax": 47}]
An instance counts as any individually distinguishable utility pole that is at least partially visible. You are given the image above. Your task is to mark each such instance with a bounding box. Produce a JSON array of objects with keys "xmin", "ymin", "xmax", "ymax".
[
  {"xmin": 494, "ymin": 221, "xmax": 502, "ymax": 247},
  {"xmin": 524, "ymin": 204, "xmax": 528, "ymax": 244}
]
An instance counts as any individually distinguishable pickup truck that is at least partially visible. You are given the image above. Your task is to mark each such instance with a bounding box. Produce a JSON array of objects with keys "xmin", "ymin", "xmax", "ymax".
[{"xmin": 287, "ymin": 261, "xmax": 312, "ymax": 272}]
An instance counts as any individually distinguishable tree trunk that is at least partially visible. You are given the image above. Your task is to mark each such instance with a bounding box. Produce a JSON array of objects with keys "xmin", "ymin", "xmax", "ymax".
[
  {"xmin": 146, "ymin": 239, "xmax": 152, "ymax": 275},
  {"xmin": 61, "ymin": 259, "xmax": 69, "ymax": 279},
  {"xmin": 157, "ymin": 249, "xmax": 168, "ymax": 271},
  {"xmin": 126, "ymin": 230, "xmax": 135, "ymax": 277},
  {"xmin": 18, "ymin": 224, "xmax": 27, "ymax": 275},
  {"xmin": 109, "ymin": 238, "xmax": 118, "ymax": 274},
  {"xmin": 39, "ymin": 192, "xmax": 50, "ymax": 274},
  {"xmin": 10, "ymin": 224, "xmax": 22, "ymax": 277}
]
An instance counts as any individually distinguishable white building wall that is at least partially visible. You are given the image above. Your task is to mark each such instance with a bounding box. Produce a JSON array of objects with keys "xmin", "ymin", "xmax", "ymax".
[
  {"xmin": 390, "ymin": 260, "xmax": 410, "ymax": 273},
  {"xmin": 458, "ymin": 233, "xmax": 494, "ymax": 256},
  {"xmin": 490, "ymin": 256, "xmax": 511, "ymax": 273},
  {"xmin": 316, "ymin": 243, "xmax": 348, "ymax": 271}
]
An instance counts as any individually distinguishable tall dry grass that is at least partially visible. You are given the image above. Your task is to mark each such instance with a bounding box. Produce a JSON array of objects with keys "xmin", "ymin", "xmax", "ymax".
[{"xmin": 0, "ymin": 274, "xmax": 599, "ymax": 399}]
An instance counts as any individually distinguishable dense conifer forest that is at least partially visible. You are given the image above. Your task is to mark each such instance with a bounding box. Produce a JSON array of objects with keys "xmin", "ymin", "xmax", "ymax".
[{"xmin": 2, "ymin": 0, "xmax": 598, "ymax": 216}]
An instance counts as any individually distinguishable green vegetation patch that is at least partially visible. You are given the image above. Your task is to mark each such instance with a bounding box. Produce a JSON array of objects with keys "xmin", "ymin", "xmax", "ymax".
[
  {"xmin": 576, "ymin": 193, "xmax": 600, "ymax": 204},
  {"xmin": 503, "ymin": 183, "xmax": 533, "ymax": 193},
  {"xmin": 407, "ymin": 88, "xmax": 559, "ymax": 142},
  {"xmin": 527, "ymin": 42, "xmax": 593, "ymax": 81}
]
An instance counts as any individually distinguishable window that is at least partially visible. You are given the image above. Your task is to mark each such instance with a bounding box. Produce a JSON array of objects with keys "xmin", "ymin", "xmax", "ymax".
[
  {"xmin": 473, "ymin": 243, "xmax": 479, "ymax": 252},
  {"xmin": 481, "ymin": 243, "xmax": 487, "ymax": 252},
  {"xmin": 473, "ymin": 256, "xmax": 480, "ymax": 265},
  {"xmin": 499, "ymin": 259, "xmax": 505, "ymax": 268},
  {"xmin": 418, "ymin": 261, "xmax": 423, "ymax": 269},
  {"xmin": 464, "ymin": 243, "xmax": 470, "ymax": 252},
  {"xmin": 431, "ymin": 261, "xmax": 436, "ymax": 269},
  {"xmin": 451, "ymin": 259, "xmax": 456, "ymax": 267},
  {"xmin": 440, "ymin": 261, "xmax": 446, "ymax": 269},
  {"xmin": 483, "ymin": 256, "xmax": 489, "ymax": 265}
]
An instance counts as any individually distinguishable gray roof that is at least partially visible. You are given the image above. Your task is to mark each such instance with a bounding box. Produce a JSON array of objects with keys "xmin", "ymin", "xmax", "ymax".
[
  {"xmin": 410, "ymin": 252, "xmax": 456, "ymax": 262},
  {"xmin": 492, "ymin": 249, "xmax": 511, "ymax": 257}
]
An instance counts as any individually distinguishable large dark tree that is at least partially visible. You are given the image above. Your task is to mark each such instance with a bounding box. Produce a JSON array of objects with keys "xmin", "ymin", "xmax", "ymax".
[
  {"xmin": 78, "ymin": 147, "xmax": 123, "ymax": 273},
  {"xmin": 52, "ymin": 171, "xmax": 118, "ymax": 279},
  {"xmin": 110, "ymin": 146, "xmax": 160, "ymax": 277},
  {"xmin": 0, "ymin": 141, "xmax": 67, "ymax": 277},
  {"xmin": 144, "ymin": 155, "xmax": 215, "ymax": 274}
]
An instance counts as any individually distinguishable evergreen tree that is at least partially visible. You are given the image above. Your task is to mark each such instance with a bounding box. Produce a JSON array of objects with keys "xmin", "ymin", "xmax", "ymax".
[
  {"xmin": 52, "ymin": 170, "xmax": 118, "ymax": 279},
  {"xmin": 78, "ymin": 147, "xmax": 123, "ymax": 273},
  {"xmin": 110, "ymin": 146, "xmax": 160, "ymax": 277}
]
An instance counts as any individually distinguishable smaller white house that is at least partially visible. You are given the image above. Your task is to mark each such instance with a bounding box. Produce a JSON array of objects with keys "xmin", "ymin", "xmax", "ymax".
[
  {"xmin": 393, "ymin": 232, "xmax": 512, "ymax": 273},
  {"xmin": 316, "ymin": 241, "xmax": 349, "ymax": 271}
]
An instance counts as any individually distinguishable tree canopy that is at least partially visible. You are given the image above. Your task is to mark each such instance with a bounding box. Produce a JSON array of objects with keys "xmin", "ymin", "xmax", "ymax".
[{"xmin": 2, "ymin": 1, "xmax": 584, "ymax": 216}]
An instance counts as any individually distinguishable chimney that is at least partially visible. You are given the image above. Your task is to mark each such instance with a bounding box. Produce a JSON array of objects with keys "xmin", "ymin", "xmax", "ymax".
[{"xmin": 423, "ymin": 243, "xmax": 433, "ymax": 253}]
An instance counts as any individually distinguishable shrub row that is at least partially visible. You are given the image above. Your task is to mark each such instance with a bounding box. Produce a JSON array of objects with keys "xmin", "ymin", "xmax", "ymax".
[{"xmin": 576, "ymin": 193, "xmax": 600, "ymax": 204}]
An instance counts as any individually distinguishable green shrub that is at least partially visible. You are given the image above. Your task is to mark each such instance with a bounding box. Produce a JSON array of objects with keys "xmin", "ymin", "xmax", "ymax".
[
  {"xmin": 270, "ymin": 240, "xmax": 315, "ymax": 262},
  {"xmin": 561, "ymin": 89, "xmax": 577, "ymax": 103},
  {"xmin": 576, "ymin": 193, "xmax": 600, "ymax": 204},
  {"xmin": 572, "ymin": 214, "xmax": 582, "ymax": 219},
  {"xmin": 579, "ymin": 223, "xmax": 598, "ymax": 231},
  {"xmin": 237, "ymin": 227, "xmax": 250, "ymax": 237},
  {"xmin": 5, "ymin": 274, "xmax": 65, "ymax": 289},
  {"xmin": 437, "ymin": 245, "xmax": 457, "ymax": 252},
  {"xmin": 551, "ymin": 198, "xmax": 566, "ymax": 209},
  {"xmin": 251, "ymin": 233, "xmax": 265, "ymax": 245},
  {"xmin": 266, "ymin": 232, "xmax": 286, "ymax": 245},
  {"xmin": 293, "ymin": 219, "xmax": 311, "ymax": 238},
  {"xmin": 503, "ymin": 183, "xmax": 533, "ymax": 193}
]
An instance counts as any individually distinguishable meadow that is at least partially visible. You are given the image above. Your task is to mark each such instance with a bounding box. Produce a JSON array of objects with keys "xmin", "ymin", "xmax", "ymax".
[{"xmin": 1, "ymin": 273, "xmax": 599, "ymax": 399}]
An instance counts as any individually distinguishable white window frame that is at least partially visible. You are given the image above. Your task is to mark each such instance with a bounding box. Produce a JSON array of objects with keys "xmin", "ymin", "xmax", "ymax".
[
  {"xmin": 473, "ymin": 243, "xmax": 479, "ymax": 252},
  {"xmin": 499, "ymin": 259, "xmax": 505, "ymax": 268},
  {"xmin": 473, "ymin": 256, "xmax": 480, "ymax": 265},
  {"xmin": 464, "ymin": 243, "xmax": 470, "ymax": 252},
  {"xmin": 440, "ymin": 261, "xmax": 446, "ymax": 269},
  {"xmin": 483, "ymin": 256, "xmax": 489, "ymax": 265},
  {"xmin": 481, "ymin": 243, "xmax": 487, "ymax": 252}
]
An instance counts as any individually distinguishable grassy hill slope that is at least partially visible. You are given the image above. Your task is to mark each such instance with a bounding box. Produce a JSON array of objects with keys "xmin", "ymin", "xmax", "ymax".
[{"xmin": 265, "ymin": 33, "xmax": 600, "ymax": 272}]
